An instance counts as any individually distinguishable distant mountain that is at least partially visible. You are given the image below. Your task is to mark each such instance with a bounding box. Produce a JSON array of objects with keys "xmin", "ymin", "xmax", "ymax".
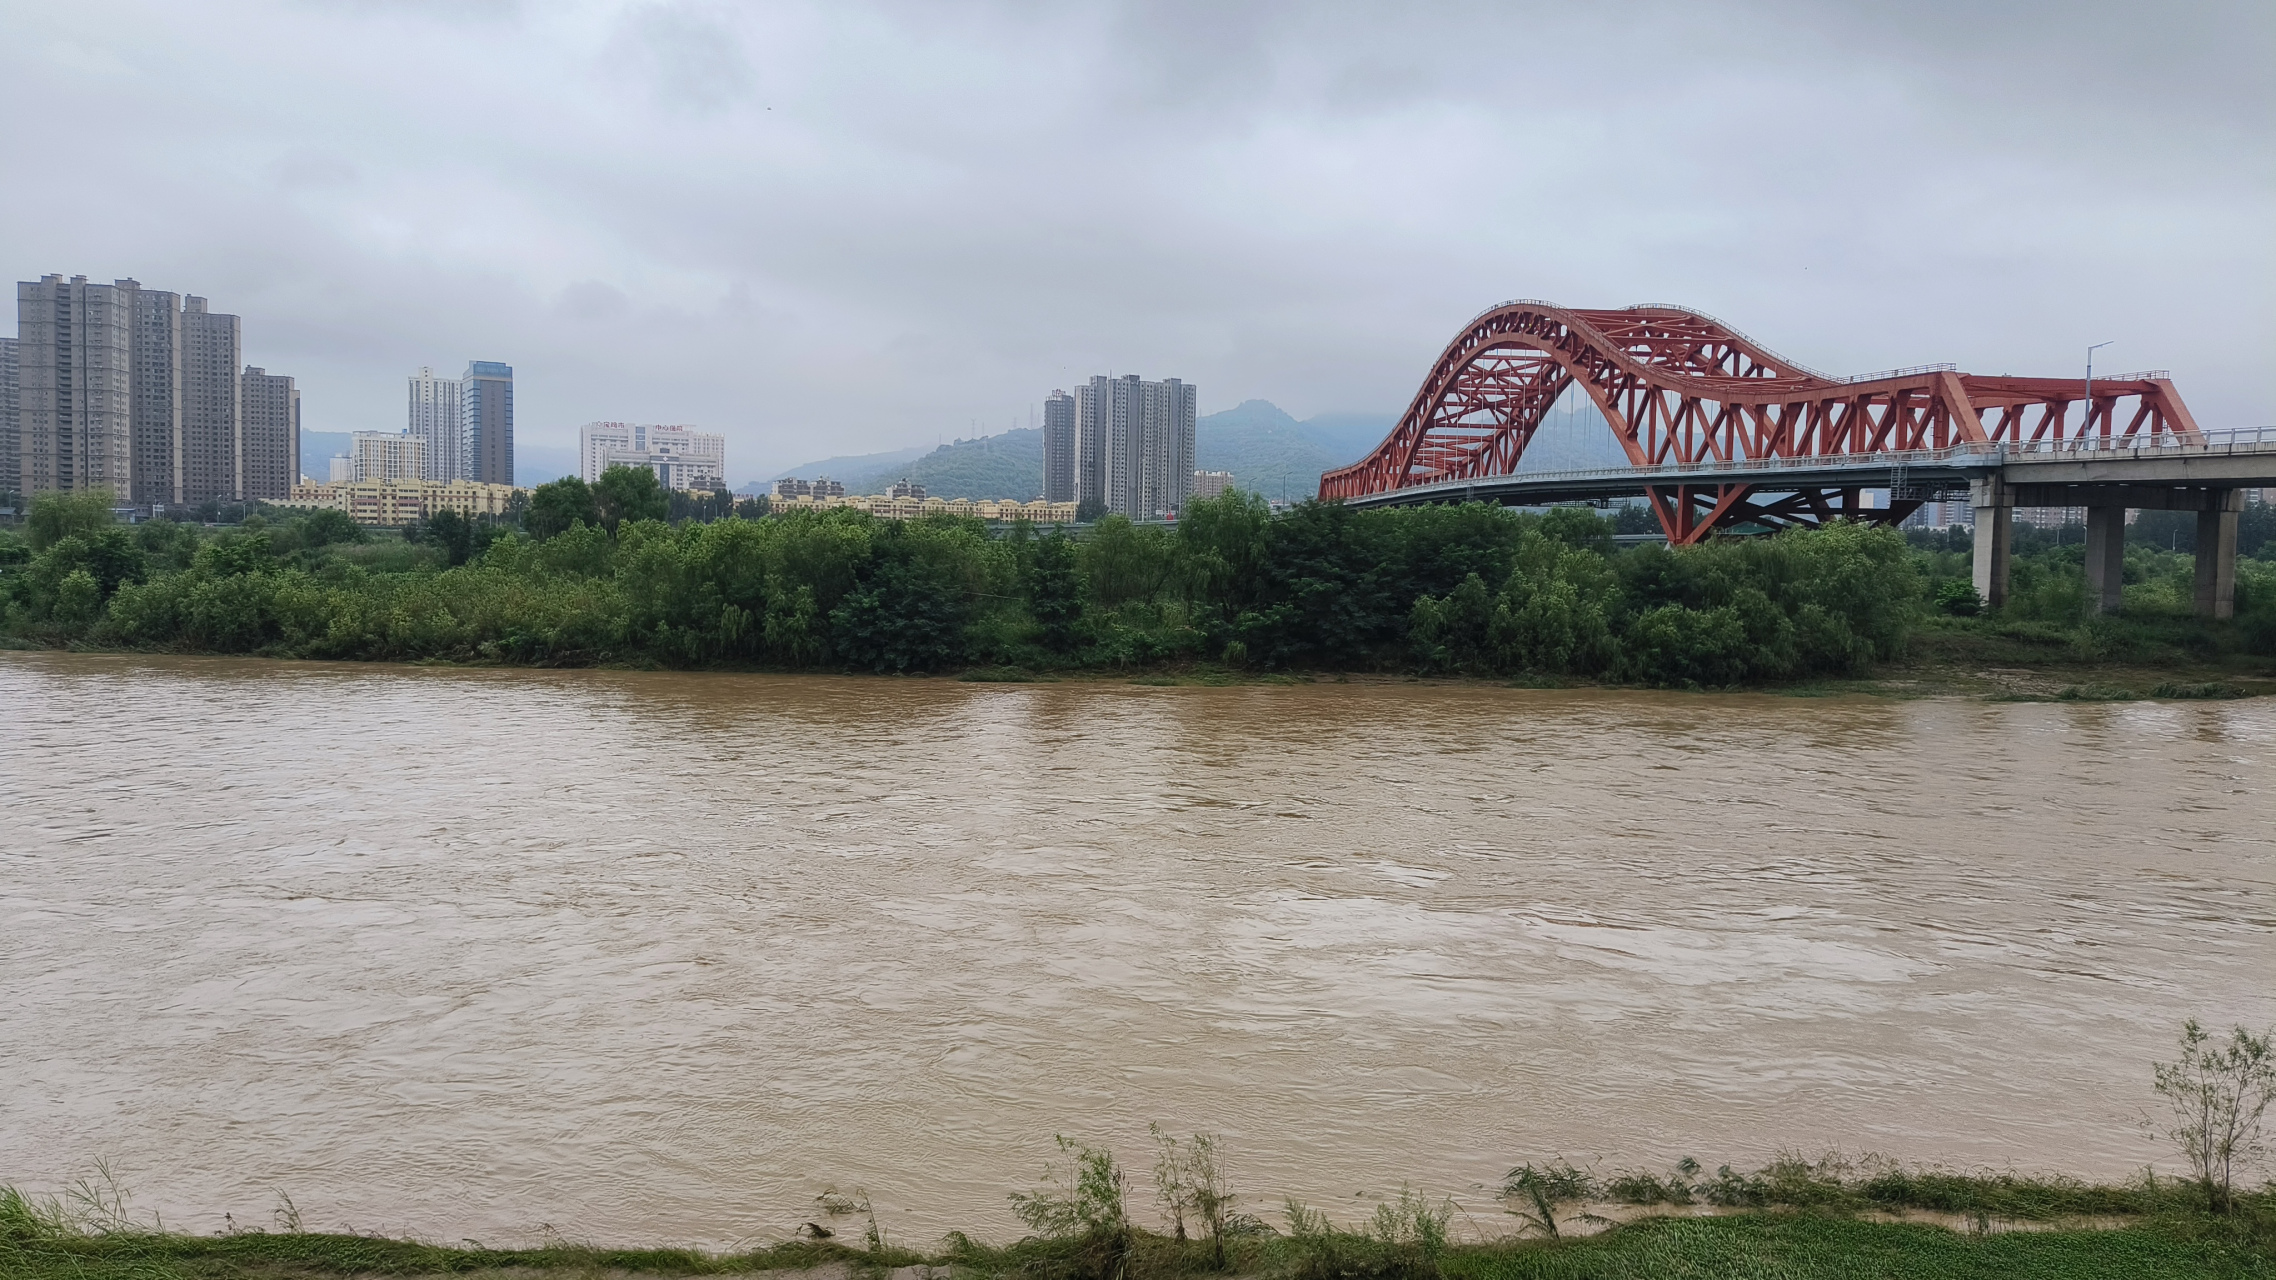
[
  {"xmin": 1513, "ymin": 400, "xmax": 1630, "ymax": 473},
  {"xmin": 842, "ymin": 428, "xmax": 1045, "ymax": 500},
  {"xmin": 1196, "ymin": 397, "xmax": 1631, "ymax": 496},
  {"xmin": 1196, "ymin": 400, "xmax": 1396, "ymax": 501},
  {"xmin": 765, "ymin": 443, "xmax": 931, "ymax": 488},
  {"xmin": 1291, "ymin": 411, "xmax": 1398, "ymax": 463},
  {"xmin": 517, "ymin": 443, "xmax": 580, "ymax": 487},
  {"xmin": 759, "ymin": 401, "xmax": 1405, "ymax": 505},
  {"xmin": 300, "ymin": 430, "xmax": 351, "ymax": 481}
]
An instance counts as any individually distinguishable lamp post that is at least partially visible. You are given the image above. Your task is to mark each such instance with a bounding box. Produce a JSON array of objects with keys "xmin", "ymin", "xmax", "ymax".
[{"xmin": 2085, "ymin": 341, "xmax": 2113, "ymax": 440}]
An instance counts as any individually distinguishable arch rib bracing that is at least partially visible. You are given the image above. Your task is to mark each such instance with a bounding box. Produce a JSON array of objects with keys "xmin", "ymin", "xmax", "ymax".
[{"xmin": 1318, "ymin": 302, "xmax": 2202, "ymax": 544}]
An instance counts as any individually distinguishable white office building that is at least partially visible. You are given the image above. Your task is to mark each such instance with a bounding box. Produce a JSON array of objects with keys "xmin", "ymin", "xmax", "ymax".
[
  {"xmin": 579, "ymin": 421, "xmax": 726, "ymax": 490},
  {"xmin": 407, "ymin": 367, "xmax": 461, "ymax": 482},
  {"xmin": 350, "ymin": 431, "xmax": 426, "ymax": 483}
]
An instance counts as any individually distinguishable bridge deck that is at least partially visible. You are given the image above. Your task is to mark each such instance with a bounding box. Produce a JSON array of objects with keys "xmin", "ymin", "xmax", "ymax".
[{"xmin": 1338, "ymin": 430, "xmax": 2276, "ymax": 511}]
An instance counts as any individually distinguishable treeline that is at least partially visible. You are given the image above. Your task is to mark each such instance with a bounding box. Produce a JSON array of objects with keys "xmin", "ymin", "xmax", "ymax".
[{"xmin": 0, "ymin": 482, "xmax": 1935, "ymax": 685}]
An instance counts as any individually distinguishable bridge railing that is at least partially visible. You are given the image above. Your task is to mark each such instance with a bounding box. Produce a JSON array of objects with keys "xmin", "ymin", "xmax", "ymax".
[
  {"xmin": 1370, "ymin": 428, "xmax": 2276, "ymax": 499},
  {"xmin": 1836, "ymin": 363, "xmax": 1959, "ymax": 384},
  {"xmin": 2006, "ymin": 424, "xmax": 2276, "ymax": 455}
]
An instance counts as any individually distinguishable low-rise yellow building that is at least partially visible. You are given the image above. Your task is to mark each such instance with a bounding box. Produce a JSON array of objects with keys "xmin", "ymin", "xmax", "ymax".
[
  {"xmin": 274, "ymin": 479, "xmax": 523, "ymax": 527},
  {"xmin": 771, "ymin": 493, "xmax": 1079, "ymax": 523}
]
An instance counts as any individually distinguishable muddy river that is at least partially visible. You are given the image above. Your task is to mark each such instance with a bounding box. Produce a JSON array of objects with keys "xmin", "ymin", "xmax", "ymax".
[{"xmin": 2, "ymin": 654, "xmax": 2270, "ymax": 1244}]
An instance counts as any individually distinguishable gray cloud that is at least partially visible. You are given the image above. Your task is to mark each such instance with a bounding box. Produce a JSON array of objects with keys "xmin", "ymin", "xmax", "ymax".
[{"xmin": 1, "ymin": 0, "xmax": 2267, "ymax": 480}]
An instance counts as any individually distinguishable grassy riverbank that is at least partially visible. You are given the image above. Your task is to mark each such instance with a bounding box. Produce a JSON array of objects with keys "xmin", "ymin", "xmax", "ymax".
[
  {"xmin": 8, "ymin": 1160, "xmax": 2271, "ymax": 1280},
  {"xmin": 3, "ymin": 486, "xmax": 2272, "ymax": 692}
]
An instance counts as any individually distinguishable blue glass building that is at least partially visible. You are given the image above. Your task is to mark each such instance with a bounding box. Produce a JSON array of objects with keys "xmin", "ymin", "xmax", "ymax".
[{"xmin": 460, "ymin": 360, "xmax": 513, "ymax": 485}]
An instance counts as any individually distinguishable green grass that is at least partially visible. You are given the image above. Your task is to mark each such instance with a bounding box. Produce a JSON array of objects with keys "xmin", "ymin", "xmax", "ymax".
[
  {"xmin": 1447, "ymin": 1214, "xmax": 2273, "ymax": 1279},
  {"xmin": 8, "ymin": 1160, "xmax": 2272, "ymax": 1280},
  {"xmin": 5, "ymin": 1215, "xmax": 2268, "ymax": 1280}
]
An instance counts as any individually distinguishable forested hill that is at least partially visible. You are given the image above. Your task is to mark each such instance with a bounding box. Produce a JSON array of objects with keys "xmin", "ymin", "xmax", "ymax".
[
  {"xmin": 767, "ymin": 443, "xmax": 930, "ymax": 487},
  {"xmin": 840, "ymin": 428, "xmax": 1046, "ymax": 500},
  {"xmin": 1194, "ymin": 401, "xmax": 1393, "ymax": 502},
  {"xmin": 764, "ymin": 402, "xmax": 1398, "ymax": 502}
]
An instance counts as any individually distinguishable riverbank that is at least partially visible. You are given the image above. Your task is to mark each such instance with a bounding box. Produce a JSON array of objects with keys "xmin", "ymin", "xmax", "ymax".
[
  {"xmin": 12, "ymin": 628, "xmax": 2276, "ymax": 703},
  {"xmin": 7, "ymin": 1165, "xmax": 2271, "ymax": 1280},
  {"xmin": 6, "ymin": 493, "xmax": 2272, "ymax": 692}
]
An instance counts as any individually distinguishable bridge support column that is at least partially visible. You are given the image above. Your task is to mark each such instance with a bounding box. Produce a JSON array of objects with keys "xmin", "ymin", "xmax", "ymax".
[
  {"xmin": 2194, "ymin": 489, "xmax": 2242, "ymax": 620},
  {"xmin": 1970, "ymin": 477, "xmax": 2011, "ymax": 610},
  {"xmin": 2084, "ymin": 504, "xmax": 2126, "ymax": 616}
]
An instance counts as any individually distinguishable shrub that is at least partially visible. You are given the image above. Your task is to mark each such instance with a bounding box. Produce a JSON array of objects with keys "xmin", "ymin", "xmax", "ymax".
[{"xmin": 2155, "ymin": 1020, "xmax": 2276, "ymax": 1215}]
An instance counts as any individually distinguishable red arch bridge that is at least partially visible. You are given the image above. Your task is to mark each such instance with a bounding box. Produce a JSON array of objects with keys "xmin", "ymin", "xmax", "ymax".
[{"xmin": 1318, "ymin": 301, "xmax": 2276, "ymax": 618}]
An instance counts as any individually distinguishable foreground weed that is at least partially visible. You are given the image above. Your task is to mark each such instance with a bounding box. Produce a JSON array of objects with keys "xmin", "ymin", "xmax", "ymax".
[
  {"xmin": 1148, "ymin": 1125, "xmax": 1233, "ymax": 1267},
  {"xmin": 1281, "ymin": 1196, "xmax": 1442, "ymax": 1280},
  {"xmin": 813, "ymin": 1186, "xmax": 888, "ymax": 1253},
  {"xmin": 1010, "ymin": 1136, "xmax": 1132, "ymax": 1280},
  {"xmin": 2154, "ymin": 1020, "xmax": 2276, "ymax": 1216},
  {"xmin": 1500, "ymin": 1164, "xmax": 1595, "ymax": 1239}
]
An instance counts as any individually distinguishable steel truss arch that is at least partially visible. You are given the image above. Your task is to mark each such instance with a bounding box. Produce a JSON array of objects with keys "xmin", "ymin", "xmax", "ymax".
[{"xmin": 1318, "ymin": 302, "xmax": 2202, "ymax": 543}]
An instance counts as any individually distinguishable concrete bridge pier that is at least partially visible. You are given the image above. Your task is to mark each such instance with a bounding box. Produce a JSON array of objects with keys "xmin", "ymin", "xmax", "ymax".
[
  {"xmin": 2195, "ymin": 489, "xmax": 2242, "ymax": 620},
  {"xmin": 2085, "ymin": 505, "xmax": 2126, "ymax": 615},
  {"xmin": 1970, "ymin": 477, "xmax": 2011, "ymax": 610}
]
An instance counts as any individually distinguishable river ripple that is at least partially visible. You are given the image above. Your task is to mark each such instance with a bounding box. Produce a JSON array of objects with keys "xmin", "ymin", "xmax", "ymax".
[{"xmin": 2, "ymin": 653, "xmax": 2271, "ymax": 1244}]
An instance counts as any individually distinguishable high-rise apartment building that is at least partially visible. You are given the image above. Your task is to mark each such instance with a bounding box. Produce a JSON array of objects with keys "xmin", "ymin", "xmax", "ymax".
[
  {"xmin": 1042, "ymin": 389, "xmax": 1075, "ymax": 503},
  {"xmin": 13, "ymin": 275, "xmax": 285, "ymax": 506},
  {"xmin": 16, "ymin": 275, "xmax": 135, "ymax": 499},
  {"xmin": 1, "ymin": 336, "xmax": 17, "ymax": 497},
  {"xmin": 350, "ymin": 431, "xmax": 425, "ymax": 482},
  {"xmin": 241, "ymin": 367, "xmax": 300, "ymax": 497},
  {"xmin": 178, "ymin": 297, "xmax": 244, "ymax": 505},
  {"xmin": 1193, "ymin": 470, "xmax": 1232, "ymax": 501},
  {"xmin": 128, "ymin": 282, "xmax": 183, "ymax": 503},
  {"xmin": 407, "ymin": 366, "xmax": 461, "ymax": 482},
  {"xmin": 578, "ymin": 421, "xmax": 726, "ymax": 490},
  {"xmin": 1074, "ymin": 374, "xmax": 1196, "ymax": 518},
  {"xmin": 460, "ymin": 361, "xmax": 513, "ymax": 485}
]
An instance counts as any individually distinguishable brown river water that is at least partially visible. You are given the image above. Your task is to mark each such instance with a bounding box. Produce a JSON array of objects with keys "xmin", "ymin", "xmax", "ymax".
[{"xmin": 2, "ymin": 652, "xmax": 2272, "ymax": 1246}]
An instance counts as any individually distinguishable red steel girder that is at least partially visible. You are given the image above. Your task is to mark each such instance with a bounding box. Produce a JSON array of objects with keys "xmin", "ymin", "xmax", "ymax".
[{"xmin": 1319, "ymin": 302, "xmax": 2203, "ymax": 543}]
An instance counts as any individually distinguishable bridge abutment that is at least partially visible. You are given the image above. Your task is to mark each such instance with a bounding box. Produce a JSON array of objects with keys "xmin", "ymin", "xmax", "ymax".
[
  {"xmin": 2195, "ymin": 490, "xmax": 2242, "ymax": 620},
  {"xmin": 2085, "ymin": 505, "xmax": 2126, "ymax": 616},
  {"xmin": 1970, "ymin": 478, "xmax": 2011, "ymax": 610}
]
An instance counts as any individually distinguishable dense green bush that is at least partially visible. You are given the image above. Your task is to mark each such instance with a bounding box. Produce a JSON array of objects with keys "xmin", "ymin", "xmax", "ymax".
[{"xmin": 14, "ymin": 484, "xmax": 2268, "ymax": 679}]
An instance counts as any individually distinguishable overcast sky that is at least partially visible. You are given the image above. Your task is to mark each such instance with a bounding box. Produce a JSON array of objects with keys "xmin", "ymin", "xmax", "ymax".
[{"xmin": 3, "ymin": 0, "xmax": 2269, "ymax": 478}]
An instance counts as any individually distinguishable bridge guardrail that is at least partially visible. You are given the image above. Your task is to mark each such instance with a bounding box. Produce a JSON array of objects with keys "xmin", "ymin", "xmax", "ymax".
[{"xmin": 1375, "ymin": 427, "xmax": 2276, "ymax": 500}]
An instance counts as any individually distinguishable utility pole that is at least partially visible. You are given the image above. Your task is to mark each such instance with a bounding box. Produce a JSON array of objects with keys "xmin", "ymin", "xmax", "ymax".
[{"xmin": 2085, "ymin": 341, "xmax": 2113, "ymax": 440}]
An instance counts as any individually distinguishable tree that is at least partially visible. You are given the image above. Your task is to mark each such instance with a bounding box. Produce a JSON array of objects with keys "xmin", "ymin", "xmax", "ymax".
[
  {"xmin": 26, "ymin": 489, "xmax": 116, "ymax": 551},
  {"xmin": 297, "ymin": 508, "xmax": 365, "ymax": 548},
  {"xmin": 594, "ymin": 464, "xmax": 668, "ymax": 531},
  {"xmin": 424, "ymin": 508, "xmax": 474, "ymax": 566},
  {"xmin": 667, "ymin": 487, "xmax": 738, "ymax": 524},
  {"xmin": 1075, "ymin": 497, "xmax": 1108, "ymax": 524},
  {"xmin": 828, "ymin": 554, "xmax": 971, "ymax": 672},
  {"xmin": 1026, "ymin": 529, "xmax": 1084, "ymax": 652},
  {"xmin": 1612, "ymin": 502, "xmax": 1660, "ymax": 535},
  {"xmin": 525, "ymin": 476, "xmax": 601, "ymax": 540},
  {"xmin": 2154, "ymin": 1020, "xmax": 2276, "ymax": 1215},
  {"xmin": 1079, "ymin": 515, "xmax": 1176, "ymax": 608},
  {"xmin": 1177, "ymin": 489, "xmax": 1271, "ymax": 616}
]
